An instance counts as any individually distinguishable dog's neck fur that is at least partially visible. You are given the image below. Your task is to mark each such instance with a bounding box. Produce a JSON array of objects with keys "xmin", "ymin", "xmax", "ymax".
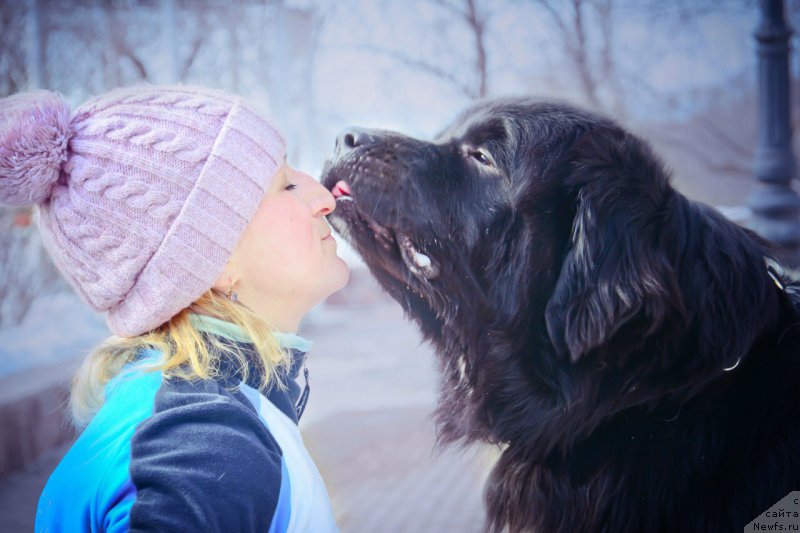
[
  {"xmin": 429, "ymin": 189, "xmax": 781, "ymax": 435},
  {"xmin": 420, "ymin": 190, "xmax": 799, "ymax": 531}
]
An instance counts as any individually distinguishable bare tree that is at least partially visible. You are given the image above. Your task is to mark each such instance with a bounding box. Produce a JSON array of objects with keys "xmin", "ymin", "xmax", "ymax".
[
  {"xmin": 355, "ymin": 0, "xmax": 491, "ymax": 100},
  {"xmin": 435, "ymin": 0, "xmax": 489, "ymax": 97},
  {"xmin": 0, "ymin": 211, "xmax": 66, "ymax": 329},
  {"xmin": 105, "ymin": 2, "xmax": 150, "ymax": 82},
  {"xmin": 528, "ymin": 0, "xmax": 620, "ymax": 113},
  {"xmin": 0, "ymin": 3, "xmax": 28, "ymax": 96}
]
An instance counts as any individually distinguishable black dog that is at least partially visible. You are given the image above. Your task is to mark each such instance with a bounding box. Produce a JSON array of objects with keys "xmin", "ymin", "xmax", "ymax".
[{"xmin": 321, "ymin": 98, "xmax": 800, "ymax": 532}]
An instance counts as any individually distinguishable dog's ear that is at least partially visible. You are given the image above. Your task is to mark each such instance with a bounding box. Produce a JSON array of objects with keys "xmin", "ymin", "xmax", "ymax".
[{"xmin": 544, "ymin": 127, "xmax": 682, "ymax": 363}]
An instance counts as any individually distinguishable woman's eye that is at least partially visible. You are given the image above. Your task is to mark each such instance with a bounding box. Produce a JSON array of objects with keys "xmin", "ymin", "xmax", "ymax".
[
  {"xmin": 469, "ymin": 149, "xmax": 494, "ymax": 167},
  {"xmin": 285, "ymin": 183, "xmax": 297, "ymax": 191}
]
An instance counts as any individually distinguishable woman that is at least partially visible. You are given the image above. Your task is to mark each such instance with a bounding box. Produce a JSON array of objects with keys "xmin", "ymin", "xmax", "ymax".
[{"xmin": 0, "ymin": 85, "xmax": 348, "ymax": 531}]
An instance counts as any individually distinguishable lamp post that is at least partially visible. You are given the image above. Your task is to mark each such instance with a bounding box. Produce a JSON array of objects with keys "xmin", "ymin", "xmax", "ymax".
[{"xmin": 747, "ymin": 0, "xmax": 800, "ymax": 266}]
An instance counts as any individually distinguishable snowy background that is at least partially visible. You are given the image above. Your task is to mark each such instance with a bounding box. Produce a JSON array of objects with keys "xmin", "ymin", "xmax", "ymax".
[{"xmin": 0, "ymin": 0, "xmax": 798, "ymax": 377}]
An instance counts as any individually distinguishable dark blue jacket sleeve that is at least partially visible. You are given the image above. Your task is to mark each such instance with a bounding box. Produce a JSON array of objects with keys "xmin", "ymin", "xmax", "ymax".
[{"xmin": 128, "ymin": 379, "xmax": 284, "ymax": 532}]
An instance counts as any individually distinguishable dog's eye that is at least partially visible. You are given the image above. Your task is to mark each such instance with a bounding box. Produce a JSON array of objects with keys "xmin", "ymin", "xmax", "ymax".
[{"xmin": 468, "ymin": 149, "xmax": 495, "ymax": 167}]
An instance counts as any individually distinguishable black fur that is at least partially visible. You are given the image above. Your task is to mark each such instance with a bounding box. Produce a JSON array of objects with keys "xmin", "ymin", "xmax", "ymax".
[{"xmin": 321, "ymin": 98, "xmax": 800, "ymax": 532}]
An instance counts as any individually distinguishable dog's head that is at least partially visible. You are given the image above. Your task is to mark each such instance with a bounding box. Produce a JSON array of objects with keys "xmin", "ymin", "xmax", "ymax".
[
  {"xmin": 322, "ymin": 98, "xmax": 684, "ymax": 363},
  {"xmin": 321, "ymin": 97, "xmax": 779, "ymax": 454}
]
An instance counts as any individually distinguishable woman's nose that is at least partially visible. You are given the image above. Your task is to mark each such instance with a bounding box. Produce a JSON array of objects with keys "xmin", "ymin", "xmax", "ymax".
[
  {"xmin": 317, "ymin": 187, "xmax": 336, "ymax": 217},
  {"xmin": 309, "ymin": 177, "xmax": 336, "ymax": 216}
]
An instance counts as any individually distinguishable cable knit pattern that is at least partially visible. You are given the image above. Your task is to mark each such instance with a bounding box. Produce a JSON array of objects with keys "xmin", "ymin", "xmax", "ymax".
[
  {"xmin": 76, "ymin": 120, "xmax": 206, "ymax": 163},
  {"xmin": 1, "ymin": 85, "xmax": 286, "ymax": 337},
  {"xmin": 78, "ymin": 170, "xmax": 185, "ymax": 220},
  {"xmin": 74, "ymin": 86, "xmax": 235, "ymax": 118}
]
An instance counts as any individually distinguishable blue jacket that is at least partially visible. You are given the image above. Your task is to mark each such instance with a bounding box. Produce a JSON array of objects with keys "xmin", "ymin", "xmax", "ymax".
[{"xmin": 35, "ymin": 314, "xmax": 339, "ymax": 532}]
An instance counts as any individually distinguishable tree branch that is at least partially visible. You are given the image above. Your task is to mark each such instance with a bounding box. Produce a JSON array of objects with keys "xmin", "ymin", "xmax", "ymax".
[
  {"xmin": 107, "ymin": 4, "xmax": 148, "ymax": 81},
  {"xmin": 431, "ymin": 0, "xmax": 467, "ymax": 18},
  {"xmin": 357, "ymin": 43, "xmax": 478, "ymax": 98},
  {"xmin": 463, "ymin": 0, "xmax": 488, "ymax": 97}
]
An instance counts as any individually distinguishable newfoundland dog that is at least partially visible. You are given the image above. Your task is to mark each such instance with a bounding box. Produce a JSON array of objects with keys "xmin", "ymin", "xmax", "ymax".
[{"xmin": 320, "ymin": 98, "xmax": 800, "ymax": 532}]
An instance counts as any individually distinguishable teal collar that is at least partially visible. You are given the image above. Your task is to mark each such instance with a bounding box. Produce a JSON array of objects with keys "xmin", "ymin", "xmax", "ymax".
[{"xmin": 188, "ymin": 313, "xmax": 313, "ymax": 353}]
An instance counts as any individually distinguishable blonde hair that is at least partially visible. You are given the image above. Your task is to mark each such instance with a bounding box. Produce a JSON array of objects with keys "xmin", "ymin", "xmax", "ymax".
[{"xmin": 70, "ymin": 288, "xmax": 290, "ymax": 428}]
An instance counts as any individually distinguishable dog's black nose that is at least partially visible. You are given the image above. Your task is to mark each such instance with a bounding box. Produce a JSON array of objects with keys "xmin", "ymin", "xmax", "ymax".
[{"xmin": 335, "ymin": 127, "xmax": 378, "ymax": 156}]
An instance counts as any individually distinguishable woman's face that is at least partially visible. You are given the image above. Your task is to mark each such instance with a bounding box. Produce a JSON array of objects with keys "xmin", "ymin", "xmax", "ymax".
[{"xmin": 215, "ymin": 163, "xmax": 350, "ymax": 331}]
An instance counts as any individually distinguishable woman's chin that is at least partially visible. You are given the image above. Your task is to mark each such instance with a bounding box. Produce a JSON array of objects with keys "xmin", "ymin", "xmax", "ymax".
[{"xmin": 330, "ymin": 258, "xmax": 351, "ymax": 292}]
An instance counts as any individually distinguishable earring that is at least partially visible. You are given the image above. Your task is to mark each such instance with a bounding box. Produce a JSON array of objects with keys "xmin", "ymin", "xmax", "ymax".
[{"xmin": 226, "ymin": 282, "xmax": 238, "ymax": 303}]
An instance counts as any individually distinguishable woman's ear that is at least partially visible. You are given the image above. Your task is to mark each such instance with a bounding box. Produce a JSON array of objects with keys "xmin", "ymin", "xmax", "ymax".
[
  {"xmin": 212, "ymin": 277, "xmax": 231, "ymax": 292},
  {"xmin": 544, "ymin": 128, "xmax": 684, "ymax": 363},
  {"xmin": 212, "ymin": 262, "xmax": 239, "ymax": 293}
]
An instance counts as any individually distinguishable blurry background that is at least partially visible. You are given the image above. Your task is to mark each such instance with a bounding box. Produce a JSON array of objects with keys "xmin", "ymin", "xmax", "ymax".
[{"xmin": 0, "ymin": 0, "xmax": 797, "ymax": 531}]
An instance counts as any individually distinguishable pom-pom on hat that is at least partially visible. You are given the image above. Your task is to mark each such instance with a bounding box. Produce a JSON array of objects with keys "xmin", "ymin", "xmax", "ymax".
[
  {"xmin": 0, "ymin": 85, "xmax": 286, "ymax": 337},
  {"xmin": 0, "ymin": 91, "xmax": 72, "ymax": 206}
]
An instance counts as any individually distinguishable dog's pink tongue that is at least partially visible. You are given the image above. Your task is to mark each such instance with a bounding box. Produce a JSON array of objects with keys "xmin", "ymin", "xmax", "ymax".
[{"xmin": 332, "ymin": 180, "xmax": 352, "ymax": 198}]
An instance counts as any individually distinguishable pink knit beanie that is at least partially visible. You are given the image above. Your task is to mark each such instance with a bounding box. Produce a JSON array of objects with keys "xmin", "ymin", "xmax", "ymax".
[{"xmin": 0, "ymin": 85, "xmax": 285, "ymax": 337}]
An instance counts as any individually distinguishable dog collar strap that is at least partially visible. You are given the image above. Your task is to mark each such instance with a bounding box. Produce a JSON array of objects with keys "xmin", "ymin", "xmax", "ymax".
[{"xmin": 767, "ymin": 264, "xmax": 786, "ymax": 291}]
